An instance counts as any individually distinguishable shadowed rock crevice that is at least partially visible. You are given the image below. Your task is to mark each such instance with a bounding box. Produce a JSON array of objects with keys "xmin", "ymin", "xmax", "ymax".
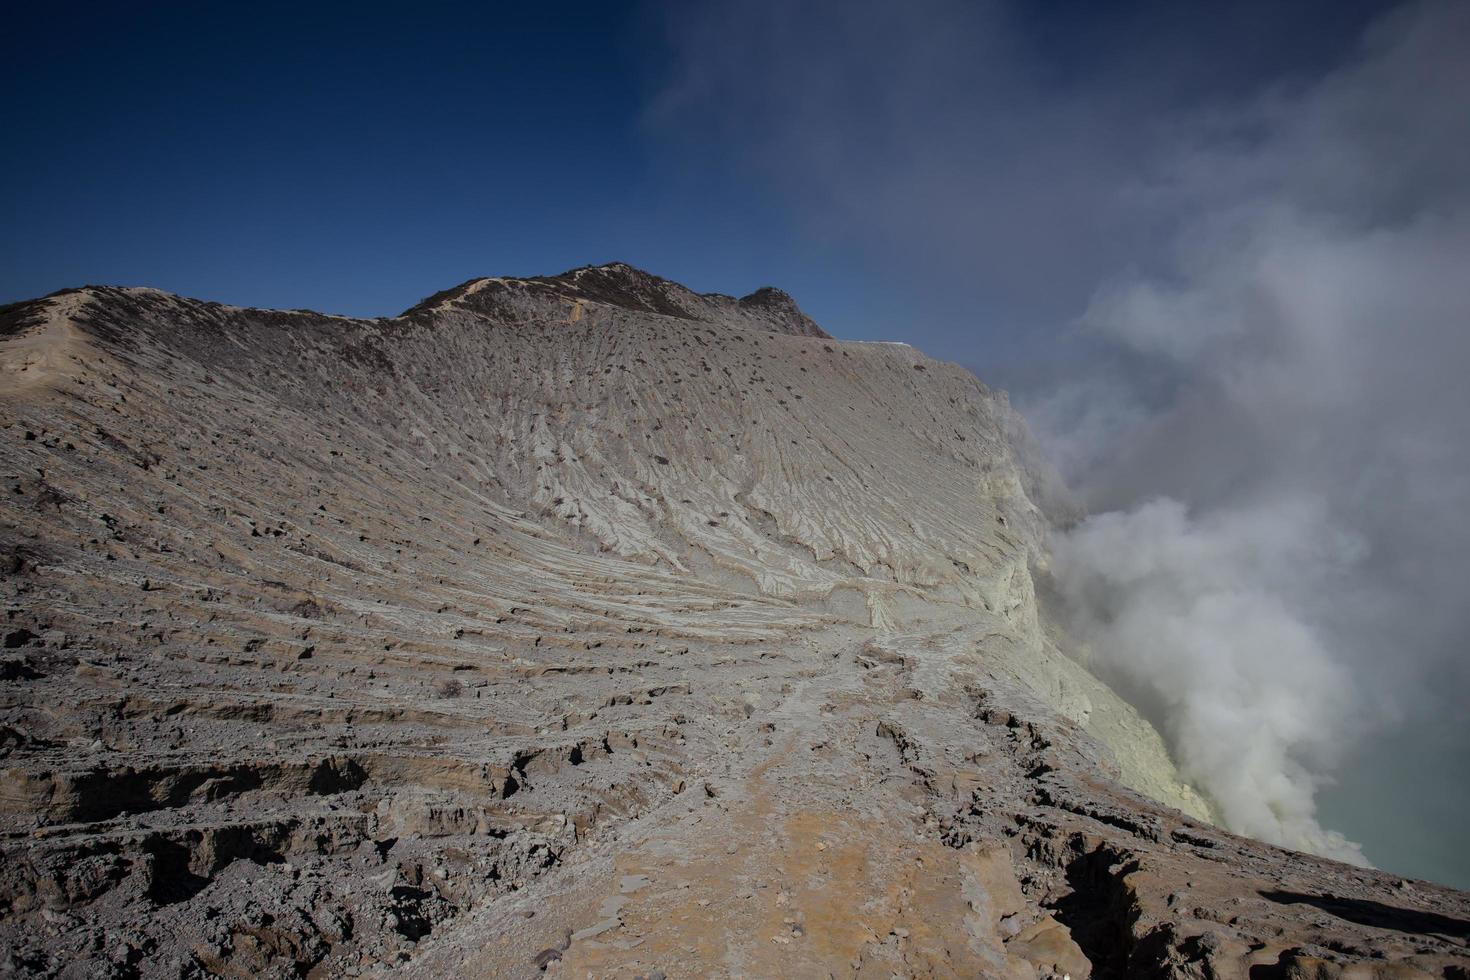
[
  {"xmin": 1261, "ymin": 890, "xmax": 1470, "ymax": 940},
  {"xmin": 1049, "ymin": 844, "xmax": 1140, "ymax": 979}
]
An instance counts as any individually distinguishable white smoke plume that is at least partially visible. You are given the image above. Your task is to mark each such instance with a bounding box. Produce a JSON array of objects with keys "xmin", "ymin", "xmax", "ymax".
[
  {"xmin": 1039, "ymin": 0, "xmax": 1470, "ymax": 863},
  {"xmin": 654, "ymin": 0, "xmax": 1470, "ymax": 876},
  {"xmin": 1048, "ymin": 499, "xmax": 1369, "ymax": 862}
]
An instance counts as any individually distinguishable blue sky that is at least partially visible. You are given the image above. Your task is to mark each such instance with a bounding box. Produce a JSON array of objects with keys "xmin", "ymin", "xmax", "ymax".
[{"xmin": 1, "ymin": 2, "xmax": 903, "ymax": 333}]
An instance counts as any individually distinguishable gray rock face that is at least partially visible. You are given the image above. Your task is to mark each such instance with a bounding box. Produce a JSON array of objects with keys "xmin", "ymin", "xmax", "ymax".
[{"xmin": 0, "ymin": 263, "xmax": 1465, "ymax": 978}]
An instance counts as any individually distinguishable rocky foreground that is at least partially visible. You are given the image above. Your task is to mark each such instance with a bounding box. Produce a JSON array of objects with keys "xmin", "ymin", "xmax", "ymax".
[{"xmin": 1, "ymin": 264, "xmax": 1466, "ymax": 978}]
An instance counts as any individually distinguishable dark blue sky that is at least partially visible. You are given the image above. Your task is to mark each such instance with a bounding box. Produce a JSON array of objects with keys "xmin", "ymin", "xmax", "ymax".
[
  {"xmin": 0, "ymin": 3, "xmax": 853, "ymax": 318},
  {"xmin": 4, "ymin": 0, "xmax": 1388, "ymax": 354}
]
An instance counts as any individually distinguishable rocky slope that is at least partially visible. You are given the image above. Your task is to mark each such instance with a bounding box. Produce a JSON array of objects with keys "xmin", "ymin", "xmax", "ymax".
[{"xmin": 0, "ymin": 263, "xmax": 1465, "ymax": 978}]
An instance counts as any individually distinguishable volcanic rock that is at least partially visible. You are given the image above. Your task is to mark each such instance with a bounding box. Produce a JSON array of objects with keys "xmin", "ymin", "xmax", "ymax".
[{"xmin": 0, "ymin": 263, "xmax": 1464, "ymax": 977}]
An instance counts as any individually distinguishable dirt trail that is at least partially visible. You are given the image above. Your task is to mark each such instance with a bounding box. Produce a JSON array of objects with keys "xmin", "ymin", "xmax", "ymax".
[
  {"xmin": 550, "ymin": 757, "xmax": 1035, "ymax": 977},
  {"xmin": 440, "ymin": 629, "xmax": 1071, "ymax": 979}
]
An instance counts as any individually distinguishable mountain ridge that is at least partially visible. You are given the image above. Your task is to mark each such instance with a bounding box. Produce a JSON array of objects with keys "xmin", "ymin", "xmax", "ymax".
[
  {"xmin": 3, "ymin": 262, "xmax": 829, "ymax": 341},
  {"xmin": 402, "ymin": 262, "xmax": 830, "ymax": 338}
]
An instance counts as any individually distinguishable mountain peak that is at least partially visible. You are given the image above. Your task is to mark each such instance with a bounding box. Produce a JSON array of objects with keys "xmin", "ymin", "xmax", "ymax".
[
  {"xmin": 403, "ymin": 263, "xmax": 830, "ymax": 338},
  {"xmin": 738, "ymin": 285, "xmax": 801, "ymax": 311}
]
